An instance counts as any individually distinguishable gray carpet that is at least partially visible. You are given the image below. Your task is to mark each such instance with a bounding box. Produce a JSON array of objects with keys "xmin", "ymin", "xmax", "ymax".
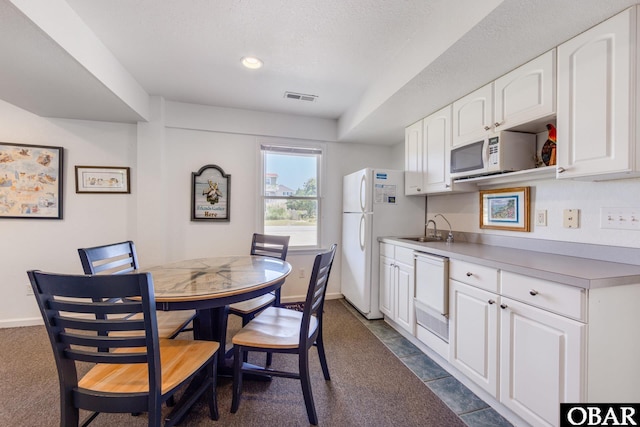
[{"xmin": 0, "ymin": 300, "xmax": 465, "ymax": 426}]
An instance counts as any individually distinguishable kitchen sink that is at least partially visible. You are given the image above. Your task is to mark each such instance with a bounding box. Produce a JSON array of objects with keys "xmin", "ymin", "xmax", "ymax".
[{"xmin": 399, "ymin": 236, "xmax": 442, "ymax": 243}]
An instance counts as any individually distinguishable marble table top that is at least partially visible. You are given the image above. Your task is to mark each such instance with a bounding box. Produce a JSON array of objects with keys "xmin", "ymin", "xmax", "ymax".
[{"xmin": 146, "ymin": 256, "xmax": 292, "ymax": 302}]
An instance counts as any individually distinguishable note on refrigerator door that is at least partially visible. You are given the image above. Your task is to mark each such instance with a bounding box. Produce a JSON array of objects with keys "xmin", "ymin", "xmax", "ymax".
[{"xmin": 374, "ymin": 184, "xmax": 397, "ymax": 204}]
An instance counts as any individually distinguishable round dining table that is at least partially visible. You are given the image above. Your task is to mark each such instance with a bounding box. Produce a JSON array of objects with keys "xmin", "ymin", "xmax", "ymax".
[{"xmin": 146, "ymin": 255, "xmax": 292, "ymax": 372}]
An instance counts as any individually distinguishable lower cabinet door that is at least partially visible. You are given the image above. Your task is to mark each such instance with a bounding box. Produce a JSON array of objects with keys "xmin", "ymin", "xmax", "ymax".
[
  {"xmin": 379, "ymin": 255, "xmax": 394, "ymax": 318},
  {"xmin": 499, "ymin": 297, "xmax": 585, "ymax": 427},
  {"xmin": 449, "ymin": 280, "xmax": 499, "ymax": 397},
  {"xmin": 395, "ymin": 261, "xmax": 415, "ymax": 334}
]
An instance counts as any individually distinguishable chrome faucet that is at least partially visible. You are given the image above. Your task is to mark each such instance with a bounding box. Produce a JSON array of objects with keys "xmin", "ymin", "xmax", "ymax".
[
  {"xmin": 425, "ymin": 219, "xmax": 439, "ymax": 240},
  {"xmin": 435, "ymin": 214, "xmax": 454, "ymax": 243}
]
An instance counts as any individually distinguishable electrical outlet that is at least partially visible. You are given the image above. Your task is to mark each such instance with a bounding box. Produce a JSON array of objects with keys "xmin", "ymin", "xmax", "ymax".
[
  {"xmin": 26, "ymin": 284, "xmax": 34, "ymax": 296},
  {"xmin": 563, "ymin": 209, "xmax": 580, "ymax": 228},
  {"xmin": 535, "ymin": 210, "xmax": 547, "ymax": 226},
  {"xmin": 298, "ymin": 268, "xmax": 305, "ymax": 278}
]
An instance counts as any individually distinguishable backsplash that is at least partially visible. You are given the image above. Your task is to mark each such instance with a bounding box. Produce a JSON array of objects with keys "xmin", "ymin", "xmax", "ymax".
[{"xmin": 427, "ymin": 177, "xmax": 640, "ymax": 254}]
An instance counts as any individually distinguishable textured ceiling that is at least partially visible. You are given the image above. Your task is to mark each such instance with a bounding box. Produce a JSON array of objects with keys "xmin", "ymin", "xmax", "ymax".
[{"xmin": 1, "ymin": 0, "xmax": 638, "ymax": 145}]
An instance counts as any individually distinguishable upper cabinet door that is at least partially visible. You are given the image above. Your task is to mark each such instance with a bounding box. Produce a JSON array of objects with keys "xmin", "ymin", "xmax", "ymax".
[
  {"xmin": 557, "ymin": 6, "xmax": 638, "ymax": 180},
  {"xmin": 494, "ymin": 49, "xmax": 556, "ymax": 131},
  {"xmin": 404, "ymin": 120, "xmax": 425, "ymax": 195},
  {"xmin": 424, "ymin": 105, "xmax": 452, "ymax": 193},
  {"xmin": 452, "ymin": 83, "xmax": 493, "ymax": 147}
]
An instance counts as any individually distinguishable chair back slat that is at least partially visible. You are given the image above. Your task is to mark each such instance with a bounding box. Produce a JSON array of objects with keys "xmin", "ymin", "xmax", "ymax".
[
  {"xmin": 250, "ymin": 234, "xmax": 290, "ymax": 261},
  {"xmin": 300, "ymin": 244, "xmax": 337, "ymax": 345},
  {"xmin": 27, "ymin": 271, "xmax": 160, "ymax": 373},
  {"xmin": 78, "ymin": 241, "xmax": 139, "ymax": 275},
  {"xmin": 49, "ymin": 299, "xmax": 142, "ymax": 315}
]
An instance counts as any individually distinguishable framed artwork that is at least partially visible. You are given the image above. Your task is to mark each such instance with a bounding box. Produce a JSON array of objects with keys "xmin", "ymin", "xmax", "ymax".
[
  {"xmin": 480, "ymin": 187, "xmax": 530, "ymax": 232},
  {"xmin": 0, "ymin": 142, "xmax": 63, "ymax": 219},
  {"xmin": 75, "ymin": 166, "xmax": 130, "ymax": 194},
  {"xmin": 191, "ymin": 164, "xmax": 230, "ymax": 221}
]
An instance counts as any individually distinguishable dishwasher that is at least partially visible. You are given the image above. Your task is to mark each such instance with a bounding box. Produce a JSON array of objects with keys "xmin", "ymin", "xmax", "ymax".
[{"xmin": 413, "ymin": 252, "xmax": 449, "ymax": 349}]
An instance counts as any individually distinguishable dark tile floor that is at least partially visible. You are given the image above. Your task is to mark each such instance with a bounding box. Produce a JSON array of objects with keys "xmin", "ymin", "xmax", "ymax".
[{"xmin": 340, "ymin": 300, "xmax": 514, "ymax": 427}]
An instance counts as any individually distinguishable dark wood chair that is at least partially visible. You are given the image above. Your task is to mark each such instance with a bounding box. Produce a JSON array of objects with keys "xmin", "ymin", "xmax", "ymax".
[
  {"xmin": 230, "ymin": 244, "xmax": 337, "ymax": 426},
  {"xmin": 228, "ymin": 234, "xmax": 290, "ymax": 323},
  {"xmin": 78, "ymin": 241, "xmax": 195, "ymax": 339},
  {"xmin": 27, "ymin": 270, "xmax": 219, "ymax": 427}
]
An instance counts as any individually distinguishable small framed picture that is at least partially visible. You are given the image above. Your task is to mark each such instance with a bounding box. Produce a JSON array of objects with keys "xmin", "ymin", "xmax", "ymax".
[
  {"xmin": 480, "ymin": 187, "xmax": 530, "ymax": 232},
  {"xmin": 75, "ymin": 166, "xmax": 130, "ymax": 194},
  {"xmin": 191, "ymin": 164, "xmax": 230, "ymax": 221}
]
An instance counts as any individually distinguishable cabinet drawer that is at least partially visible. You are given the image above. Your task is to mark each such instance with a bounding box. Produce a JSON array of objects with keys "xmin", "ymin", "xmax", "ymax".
[
  {"xmin": 380, "ymin": 242, "xmax": 394, "ymax": 258},
  {"xmin": 501, "ymin": 271, "xmax": 586, "ymax": 321},
  {"xmin": 395, "ymin": 246, "xmax": 414, "ymax": 265},
  {"xmin": 449, "ymin": 259, "xmax": 499, "ymax": 293}
]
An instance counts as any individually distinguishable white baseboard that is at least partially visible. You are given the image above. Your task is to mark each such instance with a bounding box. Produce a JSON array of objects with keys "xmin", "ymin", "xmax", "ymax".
[
  {"xmin": 0, "ymin": 317, "xmax": 43, "ymax": 328},
  {"xmin": 281, "ymin": 291, "xmax": 342, "ymax": 304}
]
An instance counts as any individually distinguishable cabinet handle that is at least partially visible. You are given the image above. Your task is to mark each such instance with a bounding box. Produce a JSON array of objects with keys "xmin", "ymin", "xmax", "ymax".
[
  {"xmin": 483, "ymin": 125, "xmax": 491, "ymax": 131},
  {"xmin": 557, "ymin": 167, "xmax": 566, "ymax": 173},
  {"xmin": 466, "ymin": 272, "xmax": 473, "ymax": 277},
  {"xmin": 417, "ymin": 188, "xmax": 421, "ymax": 192},
  {"xmin": 529, "ymin": 289, "xmax": 538, "ymax": 296},
  {"xmin": 494, "ymin": 122, "xmax": 501, "ymax": 127},
  {"xmin": 500, "ymin": 303, "xmax": 508, "ymax": 309},
  {"xmin": 488, "ymin": 299, "xmax": 495, "ymax": 305},
  {"xmin": 446, "ymin": 184, "xmax": 450, "ymax": 188}
]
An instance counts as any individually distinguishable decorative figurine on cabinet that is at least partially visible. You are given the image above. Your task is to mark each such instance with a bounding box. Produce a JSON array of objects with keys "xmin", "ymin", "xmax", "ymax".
[{"xmin": 541, "ymin": 123, "xmax": 557, "ymax": 166}]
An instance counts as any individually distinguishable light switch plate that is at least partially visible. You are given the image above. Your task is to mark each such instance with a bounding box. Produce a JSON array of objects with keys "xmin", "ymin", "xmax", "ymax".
[{"xmin": 563, "ymin": 209, "xmax": 579, "ymax": 228}]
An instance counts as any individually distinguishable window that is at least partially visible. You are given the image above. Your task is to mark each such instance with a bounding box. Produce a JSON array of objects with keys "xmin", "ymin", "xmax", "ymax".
[{"xmin": 260, "ymin": 143, "xmax": 322, "ymax": 248}]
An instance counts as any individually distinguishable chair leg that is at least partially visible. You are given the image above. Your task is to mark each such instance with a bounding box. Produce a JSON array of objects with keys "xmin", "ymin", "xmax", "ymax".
[
  {"xmin": 208, "ymin": 358, "xmax": 219, "ymax": 421},
  {"xmin": 316, "ymin": 335, "xmax": 331, "ymax": 381},
  {"xmin": 299, "ymin": 350, "xmax": 318, "ymax": 425},
  {"xmin": 231, "ymin": 345, "xmax": 243, "ymax": 413},
  {"xmin": 266, "ymin": 351, "xmax": 273, "ymax": 366},
  {"xmin": 61, "ymin": 390, "xmax": 79, "ymax": 426}
]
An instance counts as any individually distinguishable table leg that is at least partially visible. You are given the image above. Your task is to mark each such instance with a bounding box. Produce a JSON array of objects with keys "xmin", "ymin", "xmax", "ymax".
[{"xmin": 193, "ymin": 306, "xmax": 271, "ymax": 381}]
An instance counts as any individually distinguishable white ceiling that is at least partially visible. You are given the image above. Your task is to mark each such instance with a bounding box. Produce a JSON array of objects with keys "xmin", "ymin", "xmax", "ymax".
[{"xmin": 1, "ymin": 0, "xmax": 638, "ymax": 145}]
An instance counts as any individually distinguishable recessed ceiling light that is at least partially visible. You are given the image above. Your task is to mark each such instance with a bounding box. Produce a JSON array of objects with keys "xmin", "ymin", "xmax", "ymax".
[{"xmin": 241, "ymin": 56, "xmax": 263, "ymax": 69}]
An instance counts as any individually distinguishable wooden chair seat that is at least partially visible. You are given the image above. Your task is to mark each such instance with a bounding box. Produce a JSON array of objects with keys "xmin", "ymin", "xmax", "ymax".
[
  {"xmin": 109, "ymin": 311, "xmax": 195, "ymax": 339},
  {"xmin": 81, "ymin": 339, "xmax": 219, "ymax": 394},
  {"xmin": 232, "ymin": 307, "xmax": 318, "ymax": 349},
  {"xmin": 228, "ymin": 293, "xmax": 276, "ymax": 316}
]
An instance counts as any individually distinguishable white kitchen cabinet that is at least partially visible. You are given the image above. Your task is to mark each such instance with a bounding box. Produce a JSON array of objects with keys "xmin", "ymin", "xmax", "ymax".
[
  {"xmin": 499, "ymin": 296, "xmax": 584, "ymax": 427},
  {"xmin": 494, "ymin": 49, "xmax": 556, "ymax": 131},
  {"xmin": 379, "ymin": 252, "xmax": 394, "ymax": 318},
  {"xmin": 449, "ymin": 279, "xmax": 499, "ymax": 397},
  {"xmin": 379, "ymin": 243, "xmax": 415, "ymax": 334},
  {"xmin": 423, "ymin": 105, "xmax": 452, "ymax": 194},
  {"xmin": 452, "ymin": 83, "xmax": 493, "ymax": 147},
  {"xmin": 449, "ymin": 262, "xmax": 585, "ymax": 427},
  {"xmin": 404, "ymin": 120, "xmax": 424, "ymax": 195},
  {"xmin": 557, "ymin": 6, "xmax": 640, "ymax": 180},
  {"xmin": 405, "ymin": 106, "xmax": 475, "ymax": 195}
]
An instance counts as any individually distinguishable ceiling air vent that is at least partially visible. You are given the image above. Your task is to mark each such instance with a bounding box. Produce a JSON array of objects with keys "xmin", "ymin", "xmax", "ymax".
[{"xmin": 284, "ymin": 91, "xmax": 317, "ymax": 102}]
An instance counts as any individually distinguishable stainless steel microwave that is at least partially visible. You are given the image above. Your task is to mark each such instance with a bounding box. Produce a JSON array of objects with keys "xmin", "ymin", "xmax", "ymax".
[{"xmin": 450, "ymin": 131, "xmax": 536, "ymax": 179}]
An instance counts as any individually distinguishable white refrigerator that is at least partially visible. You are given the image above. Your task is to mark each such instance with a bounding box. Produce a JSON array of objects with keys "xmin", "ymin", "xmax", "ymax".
[{"xmin": 341, "ymin": 168, "xmax": 425, "ymax": 319}]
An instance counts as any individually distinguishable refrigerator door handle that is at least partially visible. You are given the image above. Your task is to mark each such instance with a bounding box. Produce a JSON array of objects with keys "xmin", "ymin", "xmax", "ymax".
[
  {"xmin": 359, "ymin": 174, "xmax": 366, "ymax": 212},
  {"xmin": 359, "ymin": 214, "xmax": 366, "ymax": 251}
]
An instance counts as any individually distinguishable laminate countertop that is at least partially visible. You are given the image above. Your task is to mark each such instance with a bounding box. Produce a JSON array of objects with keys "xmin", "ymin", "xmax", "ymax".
[{"xmin": 379, "ymin": 237, "xmax": 640, "ymax": 289}]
